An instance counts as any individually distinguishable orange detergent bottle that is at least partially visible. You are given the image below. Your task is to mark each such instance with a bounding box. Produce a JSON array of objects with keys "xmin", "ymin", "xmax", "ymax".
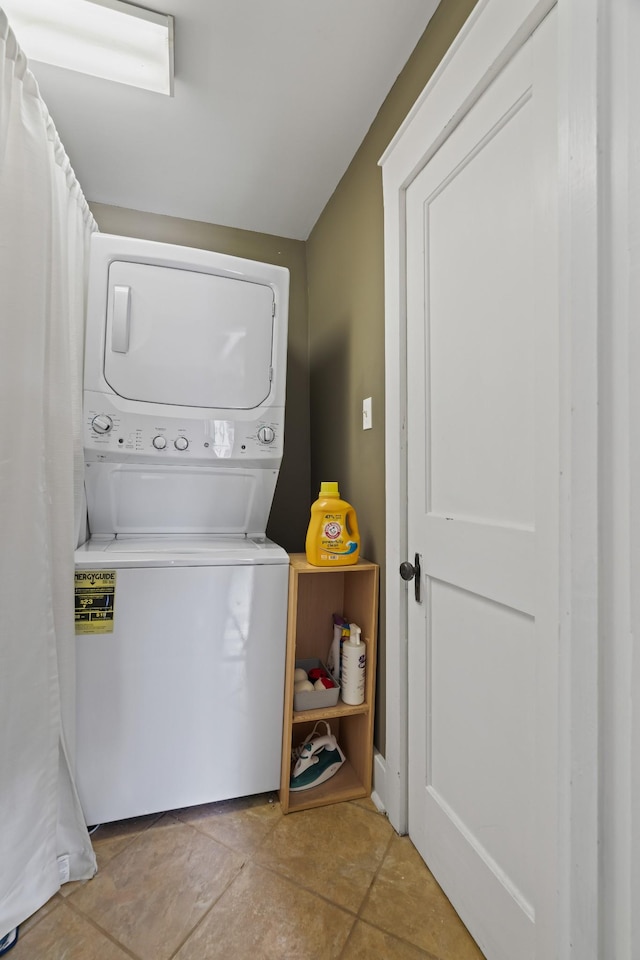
[{"xmin": 305, "ymin": 482, "xmax": 360, "ymax": 566}]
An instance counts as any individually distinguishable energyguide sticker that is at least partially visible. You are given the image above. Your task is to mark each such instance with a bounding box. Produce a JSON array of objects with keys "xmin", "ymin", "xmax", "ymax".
[{"xmin": 75, "ymin": 570, "xmax": 116, "ymax": 634}]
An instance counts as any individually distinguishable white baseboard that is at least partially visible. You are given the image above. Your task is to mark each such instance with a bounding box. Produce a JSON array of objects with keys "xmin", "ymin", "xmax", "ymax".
[{"xmin": 371, "ymin": 749, "xmax": 387, "ymax": 814}]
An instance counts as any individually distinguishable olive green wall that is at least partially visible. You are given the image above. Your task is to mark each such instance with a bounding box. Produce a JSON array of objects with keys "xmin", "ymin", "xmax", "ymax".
[
  {"xmin": 305, "ymin": 0, "xmax": 479, "ymax": 751},
  {"xmin": 89, "ymin": 203, "xmax": 310, "ymax": 554}
]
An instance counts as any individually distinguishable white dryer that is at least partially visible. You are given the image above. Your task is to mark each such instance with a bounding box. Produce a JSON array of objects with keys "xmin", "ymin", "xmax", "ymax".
[{"xmin": 74, "ymin": 234, "xmax": 290, "ymax": 825}]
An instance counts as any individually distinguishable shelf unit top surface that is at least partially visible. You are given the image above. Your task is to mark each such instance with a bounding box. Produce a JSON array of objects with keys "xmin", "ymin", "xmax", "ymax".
[{"xmin": 288, "ymin": 554, "xmax": 378, "ymax": 573}]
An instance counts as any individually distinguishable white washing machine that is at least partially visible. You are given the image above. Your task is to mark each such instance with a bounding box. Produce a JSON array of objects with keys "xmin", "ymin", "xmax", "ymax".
[{"xmin": 74, "ymin": 234, "xmax": 290, "ymax": 825}]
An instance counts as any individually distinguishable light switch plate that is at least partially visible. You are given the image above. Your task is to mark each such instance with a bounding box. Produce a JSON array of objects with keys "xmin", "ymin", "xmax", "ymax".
[{"xmin": 362, "ymin": 396, "xmax": 372, "ymax": 430}]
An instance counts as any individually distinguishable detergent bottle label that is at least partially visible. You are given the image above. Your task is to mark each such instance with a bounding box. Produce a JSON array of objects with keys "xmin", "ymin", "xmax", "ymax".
[{"xmin": 319, "ymin": 512, "xmax": 358, "ymax": 560}]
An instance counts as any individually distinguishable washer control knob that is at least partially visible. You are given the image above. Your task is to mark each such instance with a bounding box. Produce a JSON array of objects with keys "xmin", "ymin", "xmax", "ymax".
[
  {"xmin": 174, "ymin": 436, "xmax": 189, "ymax": 451},
  {"xmin": 91, "ymin": 414, "xmax": 113, "ymax": 434},
  {"xmin": 152, "ymin": 435, "xmax": 167, "ymax": 450},
  {"xmin": 257, "ymin": 426, "xmax": 275, "ymax": 444}
]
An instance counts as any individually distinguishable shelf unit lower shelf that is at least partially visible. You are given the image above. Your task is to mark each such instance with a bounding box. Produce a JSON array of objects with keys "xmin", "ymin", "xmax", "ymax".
[
  {"xmin": 286, "ymin": 757, "xmax": 369, "ymax": 813},
  {"xmin": 279, "ymin": 554, "xmax": 379, "ymax": 815}
]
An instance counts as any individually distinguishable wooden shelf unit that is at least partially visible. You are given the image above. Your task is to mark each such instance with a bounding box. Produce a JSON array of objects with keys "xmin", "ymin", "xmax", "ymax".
[{"xmin": 279, "ymin": 554, "xmax": 379, "ymax": 814}]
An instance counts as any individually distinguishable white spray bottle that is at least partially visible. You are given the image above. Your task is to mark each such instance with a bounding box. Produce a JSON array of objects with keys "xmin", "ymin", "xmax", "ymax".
[{"xmin": 341, "ymin": 622, "xmax": 365, "ymax": 705}]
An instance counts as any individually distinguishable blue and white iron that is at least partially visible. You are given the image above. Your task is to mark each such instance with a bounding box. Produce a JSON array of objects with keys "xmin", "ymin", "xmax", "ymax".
[{"xmin": 290, "ymin": 723, "xmax": 345, "ymax": 792}]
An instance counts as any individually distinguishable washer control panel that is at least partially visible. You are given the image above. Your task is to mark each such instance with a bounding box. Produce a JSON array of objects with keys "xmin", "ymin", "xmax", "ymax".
[{"xmin": 84, "ymin": 396, "xmax": 283, "ymax": 464}]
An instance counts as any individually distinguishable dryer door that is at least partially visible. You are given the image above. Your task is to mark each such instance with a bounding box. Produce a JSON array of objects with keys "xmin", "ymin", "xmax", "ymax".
[{"xmin": 103, "ymin": 261, "xmax": 274, "ymax": 409}]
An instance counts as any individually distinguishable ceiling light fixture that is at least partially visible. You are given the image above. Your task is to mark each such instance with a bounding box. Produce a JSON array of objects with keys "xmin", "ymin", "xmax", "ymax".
[{"xmin": 2, "ymin": 0, "xmax": 174, "ymax": 96}]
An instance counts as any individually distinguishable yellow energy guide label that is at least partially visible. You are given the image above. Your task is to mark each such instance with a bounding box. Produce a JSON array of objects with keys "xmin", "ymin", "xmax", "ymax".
[{"xmin": 75, "ymin": 570, "xmax": 116, "ymax": 635}]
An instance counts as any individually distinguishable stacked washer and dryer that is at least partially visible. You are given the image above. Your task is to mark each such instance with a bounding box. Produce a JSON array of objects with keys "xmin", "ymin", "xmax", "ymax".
[{"xmin": 74, "ymin": 234, "xmax": 290, "ymax": 825}]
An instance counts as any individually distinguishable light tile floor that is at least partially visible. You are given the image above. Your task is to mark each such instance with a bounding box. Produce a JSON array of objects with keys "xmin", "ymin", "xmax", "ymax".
[{"xmin": 11, "ymin": 794, "xmax": 486, "ymax": 960}]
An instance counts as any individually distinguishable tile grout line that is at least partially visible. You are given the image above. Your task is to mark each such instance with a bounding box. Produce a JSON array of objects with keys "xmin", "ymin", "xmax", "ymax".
[
  {"xmin": 72, "ymin": 813, "xmax": 249, "ymax": 960},
  {"xmin": 87, "ymin": 811, "xmax": 168, "ymax": 874},
  {"xmin": 343, "ymin": 918, "xmax": 442, "ymax": 960},
  {"xmin": 347, "ymin": 799, "xmax": 390, "ymax": 819},
  {"xmin": 335, "ymin": 912, "xmax": 360, "ymax": 959},
  {"xmin": 355, "ymin": 828, "xmax": 396, "ymax": 920},
  {"xmin": 237, "ymin": 802, "xmax": 401, "ymax": 926},
  {"xmin": 21, "ymin": 817, "xmax": 163, "ymax": 949},
  {"xmin": 64, "ymin": 896, "xmax": 145, "ymax": 960},
  {"xmin": 66, "ymin": 849, "xmax": 251, "ymax": 960},
  {"xmin": 334, "ymin": 828, "xmax": 397, "ymax": 960},
  {"xmin": 244, "ymin": 857, "xmax": 361, "ymax": 920},
  {"xmin": 13, "ymin": 895, "xmax": 64, "ymax": 942},
  {"xmin": 171, "ymin": 806, "xmax": 283, "ymax": 859},
  {"xmin": 164, "ymin": 858, "xmax": 251, "ymax": 960},
  {"xmin": 344, "ymin": 829, "xmax": 442, "ymax": 960}
]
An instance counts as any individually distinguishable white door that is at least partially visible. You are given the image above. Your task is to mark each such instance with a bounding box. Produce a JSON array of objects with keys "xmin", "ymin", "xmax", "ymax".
[{"xmin": 405, "ymin": 10, "xmax": 558, "ymax": 960}]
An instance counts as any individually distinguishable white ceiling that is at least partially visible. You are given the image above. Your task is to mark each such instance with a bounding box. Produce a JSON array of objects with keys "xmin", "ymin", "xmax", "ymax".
[{"xmin": 9, "ymin": 0, "xmax": 439, "ymax": 240}]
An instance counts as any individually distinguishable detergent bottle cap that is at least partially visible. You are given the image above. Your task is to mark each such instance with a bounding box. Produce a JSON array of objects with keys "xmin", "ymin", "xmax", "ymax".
[
  {"xmin": 349, "ymin": 623, "xmax": 362, "ymax": 644},
  {"xmin": 320, "ymin": 481, "xmax": 340, "ymax": 497}
]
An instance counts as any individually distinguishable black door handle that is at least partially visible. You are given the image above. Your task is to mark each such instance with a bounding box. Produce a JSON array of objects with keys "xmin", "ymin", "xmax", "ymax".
[
  {"xmin": 399, "ymin": 561, "xmax": 415, "ymax": 580},
  {"xmin": 399, "ymin": 553, "xmax": 422, "ymax": 603}
]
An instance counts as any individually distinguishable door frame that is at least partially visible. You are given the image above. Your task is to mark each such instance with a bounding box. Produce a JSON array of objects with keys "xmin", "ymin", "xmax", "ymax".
[
  {"xmin": 380, "ymin": 0, "xmax": 602, "ymax": 955},
  {"xmin": 601, "ymin": 2, "xmax": 640, "ymax": 957}
]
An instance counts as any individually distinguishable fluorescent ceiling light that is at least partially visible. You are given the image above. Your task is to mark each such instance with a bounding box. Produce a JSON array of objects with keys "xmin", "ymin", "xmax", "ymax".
[{"xmin": 2, "ymin": 0, "xmax": 174, "ymax": 95}]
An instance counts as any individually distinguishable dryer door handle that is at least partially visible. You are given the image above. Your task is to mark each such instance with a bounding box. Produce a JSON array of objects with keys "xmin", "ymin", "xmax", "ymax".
[{"xmin": 111, "ymin": 285, "xmax": 131, "ymax": 354}]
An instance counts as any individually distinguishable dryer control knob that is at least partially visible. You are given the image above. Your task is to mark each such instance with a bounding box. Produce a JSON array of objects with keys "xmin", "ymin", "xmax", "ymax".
[
  {"xmin": 257, "ymin": 426, "xmax": 275, "ymax": 444},
  {"xmin": 91, "ymin": 414, "xmax": 113, "ymax": 434},
  {"xmin": 152, "ymin": 435, "xmax": 167, "ymax": 450},
  {"xmin": 174, "ymin": 436, "xmax": 189, "ymax": 451}
]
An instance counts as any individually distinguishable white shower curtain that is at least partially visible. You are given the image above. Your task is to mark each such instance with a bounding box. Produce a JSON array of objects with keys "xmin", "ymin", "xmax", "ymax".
[{"xmin": 0, "ymin": 9, "xmax": 97, "ymax": 938}]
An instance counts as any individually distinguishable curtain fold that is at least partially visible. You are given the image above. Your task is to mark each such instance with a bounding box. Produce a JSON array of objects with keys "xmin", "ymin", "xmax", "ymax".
[{"xmin": 0, "ymin": 8, "xmax": 97, "ymax": 938}]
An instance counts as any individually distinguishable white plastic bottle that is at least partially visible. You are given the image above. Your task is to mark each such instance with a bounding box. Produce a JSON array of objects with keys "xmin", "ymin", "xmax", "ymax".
[{"xmin": 341, "ymin": 622, "xmax": 365, "ymax": 705}]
